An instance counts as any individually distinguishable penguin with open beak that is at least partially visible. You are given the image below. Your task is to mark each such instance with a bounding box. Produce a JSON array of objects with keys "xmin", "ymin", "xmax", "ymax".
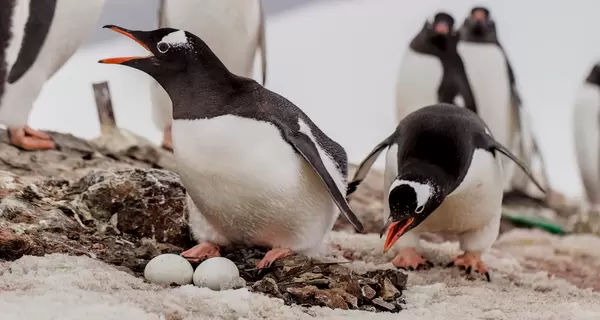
[{"xmin": 99, "ymin": 25, "xmax": 364, "ymax": 268}]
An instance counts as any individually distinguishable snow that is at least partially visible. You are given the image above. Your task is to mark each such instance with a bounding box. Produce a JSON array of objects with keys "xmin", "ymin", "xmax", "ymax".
[{"xmin": 27, "ymin": 0, "xmax": 600, "ymax": 198}]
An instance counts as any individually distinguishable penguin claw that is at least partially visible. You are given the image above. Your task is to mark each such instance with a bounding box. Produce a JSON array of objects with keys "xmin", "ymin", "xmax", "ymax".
[
  {"xmin": 391, "ymin": 248, "xmax": 432, "ymax": 271},
  {"xmin": 256, "ymin": 248, "xmax": 292, "ymax": 269},
  {"xmin": 449, "ymin": 252, "xmax": 491, "ymax": 282},
  {"xmin": 181, "ymin": 242, "xmax": 221, "ymax": 263}
]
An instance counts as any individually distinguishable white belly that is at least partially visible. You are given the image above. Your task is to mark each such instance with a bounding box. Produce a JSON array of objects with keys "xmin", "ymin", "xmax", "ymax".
[
  {"xmin": 458, "ymin": 43, "xmax": 513, "ymax": 146},
  {"xmin": 573, "ymin": 83, "xmax": 600, "ymax": 205},
  {"xmin": 151, "ymin": 0, "xmax": 262, "ymax": 129},
  {"xmin": 395, "ymin": 49, "xmax": 443, "ymax": 123},
  {"xmin": 172, "ymin": 115, "xmax": 338, "ymax": 252},
  {"xmin": 458, "ymin": 43, "xmax": 515, "ymax": 188},
  {"xmin": 0, "ymin": 0, "xmax": 106, "ymax": 126},
  {"xmin": 384, "ymin": 147, "xmax": 503, "ymax": 234}
]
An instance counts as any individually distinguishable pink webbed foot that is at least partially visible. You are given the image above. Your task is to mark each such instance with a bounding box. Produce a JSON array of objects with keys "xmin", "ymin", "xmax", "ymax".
[
  {"xmin": 392, "ymin": 247, "xmax": 434, "ymax": 271},
  {"xmin": 8, "ymin": 126, "xmax": 55, "ymax": 151},
  {"xmin": 256, "ymin": 248, "xmax": 292, "ymax": 269},
  {"xmin": 446, "ymin": 252, "xmax": 491, "ymax": 282},
  {"xmin": 180, "ymin": 242, "xmax": 221, "ymax": 263}
]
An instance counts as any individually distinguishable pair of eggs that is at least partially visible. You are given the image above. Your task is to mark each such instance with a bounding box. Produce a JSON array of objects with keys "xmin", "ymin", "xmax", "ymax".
[{"xmin": 143, "ymin": 254, "xmax": 242, "ymax": 290}]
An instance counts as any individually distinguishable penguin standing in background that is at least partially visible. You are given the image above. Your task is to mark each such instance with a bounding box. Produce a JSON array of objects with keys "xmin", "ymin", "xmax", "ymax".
[
  {"xmin": 459, "ymin": 7, "xmax": 549, "ymax": 198},
  {"xmin": 152, "ymin": 0, "xmax": 267, "ymax": 150},
  {"xmin": 395, "ymin": 11, "xmax": 476, "ymax": 123},
  {"xmin": 0, "ymin": 0, "xmax": 106, "ymax": 150},
  {"xmin": 99, "ymin": 25, "xmax": 363, "ymax": 268},
  {"xmin": 348, "ymin": 103, "xmax": 545, "ymax": 281},
  {"xmin": 457, "ymin": 6, "xmax": 517, "ymax": 190},
  {"xmin": 573, "ymin": 62, "xmax": 600, "ymax": 210}
]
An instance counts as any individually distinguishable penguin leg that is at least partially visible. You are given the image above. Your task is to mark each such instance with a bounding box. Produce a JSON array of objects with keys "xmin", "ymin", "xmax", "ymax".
[
  {"xmin": 256, "ymin": 247, "xmax": 292, "ymax": 269},
  {"xmin": 181, "ymin": 242, "xmax": 221, "ymax": 263},
  {"xmin": 8, "ymin": 126, "xmax": 55, "ymax": 151},
  {"xmin": 449, "ymin": 212, "xmax": 500, "ymax": 282},
  {"xmin": 182, "ymin": 193, "xmax": 229, "ymax": 263},
  {"xmin": 162, "ymin": 123, "xmax": 173, "ymax": 151},
  {"xmin": 390, "ymin": 230, "xmax": 433, "ymax": 271}
]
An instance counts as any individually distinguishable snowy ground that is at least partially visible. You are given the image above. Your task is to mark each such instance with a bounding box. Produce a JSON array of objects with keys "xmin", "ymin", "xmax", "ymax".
[
  {"xmin": 2, "ymin": 230, "xmax": 600, "ymax": 320},
  {"xmin": 27, "ymin": 0, "xmax": 600, "ymax": 198}
]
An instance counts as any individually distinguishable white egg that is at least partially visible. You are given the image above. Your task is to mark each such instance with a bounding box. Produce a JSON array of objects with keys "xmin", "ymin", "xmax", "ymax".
[
  {"xmin": 144, "ymin": 253, "xmax": 193, "ymax": 285},
  {"xmin": 193, "ymin": 257, "xmax": 240, "ymax": 290}
]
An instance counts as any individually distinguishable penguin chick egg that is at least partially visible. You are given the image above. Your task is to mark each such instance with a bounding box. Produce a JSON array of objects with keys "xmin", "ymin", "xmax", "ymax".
[
  {"xmin": 193, "ymin": 257, "xmax": 240, "ymax": 290},
  {"xmin": 144, "ymin": 254, "xmax": 193, "ymax": 286}
]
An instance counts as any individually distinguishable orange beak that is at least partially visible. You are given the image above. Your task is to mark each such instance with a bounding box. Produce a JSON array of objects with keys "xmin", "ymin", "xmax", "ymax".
[
  {"xmin": 382, "ymin": 217, "xmax": 414, "ymax": 253},
  {"xmin": 472, "ymin": 10, "xmax": 486, "ymax": 22},
  {"xmin": 433, "ymin": 22, "xmax": 450, "ymax": 34},
  {"xmin": 98, "ymin": 25, "xmax": 153, "ymax": 64}
]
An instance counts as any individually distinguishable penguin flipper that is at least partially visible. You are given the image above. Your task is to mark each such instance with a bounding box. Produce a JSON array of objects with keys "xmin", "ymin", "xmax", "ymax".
[
  {"xmin": 280, "ymin": 128, "xmax": 364, "ymax": 233},
  {"xmin": 258, "ymin": 0, "xmax": 267, "ymax": 85},
  {"xmin": 483, "ymin": 134, "xmax": 546, "ymax": 194},
  {"xmin": 347, "ymin": 137, "xmax": 392, "ymax": 196},
  {"xmin": 7, "ymin": 0, "xmax": 57, "ymax": 84}
]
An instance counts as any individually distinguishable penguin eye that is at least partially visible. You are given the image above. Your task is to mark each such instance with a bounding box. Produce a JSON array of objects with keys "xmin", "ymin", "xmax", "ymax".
[
  {"xmin": 415, "ymin": 205, "xmax": 424, "ymax": 214},
  {"xmin": 157, "ymin": 42, "xmax": 170, "ymax": 53}
]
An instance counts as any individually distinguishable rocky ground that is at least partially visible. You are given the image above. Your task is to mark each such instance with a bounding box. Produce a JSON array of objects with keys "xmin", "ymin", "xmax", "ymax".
[{"xmin": 1, "ymin": 127, "xmax": 600, "ymax": 317}]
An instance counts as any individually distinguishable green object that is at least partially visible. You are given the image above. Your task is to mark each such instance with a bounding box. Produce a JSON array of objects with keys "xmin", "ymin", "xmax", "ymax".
[{"xmin": 502, "ymin": 211, "xmax": 568, "ymax": 235}]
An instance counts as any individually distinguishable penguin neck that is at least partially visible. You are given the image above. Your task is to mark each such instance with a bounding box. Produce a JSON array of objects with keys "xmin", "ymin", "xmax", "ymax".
[
  {"xmin": 155, "ymin": 49, "xmax": 259, "ymax": 120},
  {"xmin": 410, "ymin": 30, "xmax": 457, "ymax": 56}
]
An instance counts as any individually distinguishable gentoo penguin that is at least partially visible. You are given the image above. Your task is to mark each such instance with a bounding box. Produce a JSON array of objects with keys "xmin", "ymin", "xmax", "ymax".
[
  {"xmin": 348, "ymin": 103, "xmax": 545, "ymax": 280},
  {"xmin": 573, "ymin": 63, "xmax": 600, "ymax": 209},
  {"xmin": 99, "ymin": 25, "xmax": 363, "ymax": 268},
  {"xmin": 151, "ymin": 0, "xmax": 267, "ymax": 151},
  {"xmin": 395, "ymin": 12, "xmax": 476, "ymax": 123},
  {"xmin": 0, "ymin": 0, "xmax": 106, "ymax": 150},
  {"xmin": 457, "ymin": 6, "xmax": 519, "ymax": 189},
  {"xmin": 459, "ymin": 6, "xmax": 548, "ymax": 197}
]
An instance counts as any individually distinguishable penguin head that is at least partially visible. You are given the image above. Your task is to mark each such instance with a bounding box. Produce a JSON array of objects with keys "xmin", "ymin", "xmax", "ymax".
[
  {"xmin": 426, "ymin": 12, "xmax": 455, "ymax": 36},
  {"xmin": 424, "ymin": 12, "xmax": 456, "ymax": 50},
  {"xmin": 98, "ymin": 25, "xmax": 204, "ymax": 76},
  {"xmin": 463, "ymin": 7, "xmax": 497, "ymax": 39},
  {"xmin": 381, "ymin": 177, "xmax": 444, "ymax": 253}
]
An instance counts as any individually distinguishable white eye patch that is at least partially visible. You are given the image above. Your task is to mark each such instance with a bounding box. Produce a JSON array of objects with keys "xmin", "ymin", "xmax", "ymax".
[{"xmin": 160, "ymin": 30, "xmax": 190, "ymax": 48}]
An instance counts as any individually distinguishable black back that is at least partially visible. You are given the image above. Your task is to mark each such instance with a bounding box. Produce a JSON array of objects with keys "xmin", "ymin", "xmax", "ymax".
[
  {"xmin": 389, "ymin": 104, "xmax": 493, "ymax": 194},
  {"xmin": 409, "ymin": 13, "xmax": 477, "ymax": 113},
  {"xmin": 586, "ymin": 63, "xmax": 600, "ymax": 88},
  {"xmin": 6, "ymin": 0, "xmax": 57, "ymax": 84},
  {"xmin": 0, "ymin": 0, "xmax": 16, "ymax": 99}
]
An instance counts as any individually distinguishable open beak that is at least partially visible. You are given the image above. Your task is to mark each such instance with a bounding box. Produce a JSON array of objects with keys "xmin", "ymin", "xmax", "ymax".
[
  {"xmin": 381, "ymin": 217, "xmax": 414, "ymax": 253},
  {"xmin": 98, "ymin": 25, "xmax": 153, "ymax": 64}
]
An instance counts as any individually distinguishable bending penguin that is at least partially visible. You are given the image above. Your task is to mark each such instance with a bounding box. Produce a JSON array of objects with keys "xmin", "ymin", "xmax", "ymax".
[
  {"xmin": 99, "ymin": 25, "xmax": 363, "ymax": 268},
  {"xmin": 0, "ymin": 0, "xmax": 106, "ymax": 150},
  {"xmin": 348, "ymin": 103, "xmax": 545, "ymax": 281},
  {"xmin": 573, "ymin": 62, "xmax": 600, "ymax": 210},
  {"xmin": 395, "ymin": 11, "xmax": 476, "ymax": 123},
  {"xmin": 151, "ymin": 0, "xmax": 267, "ymax": 150},
  {"xmin": 459, "ymin": 6, "xmax": 549, "ymax": 198}
]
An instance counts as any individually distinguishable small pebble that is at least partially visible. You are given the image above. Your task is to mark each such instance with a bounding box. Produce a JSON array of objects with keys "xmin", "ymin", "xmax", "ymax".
[
  {"xmin": 193, "ymin": 257, "xmax": 240, "ymax": 290},
  {"xmin": 144, "ymin": 254, "xmax": 193, "ymax": 285}
]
